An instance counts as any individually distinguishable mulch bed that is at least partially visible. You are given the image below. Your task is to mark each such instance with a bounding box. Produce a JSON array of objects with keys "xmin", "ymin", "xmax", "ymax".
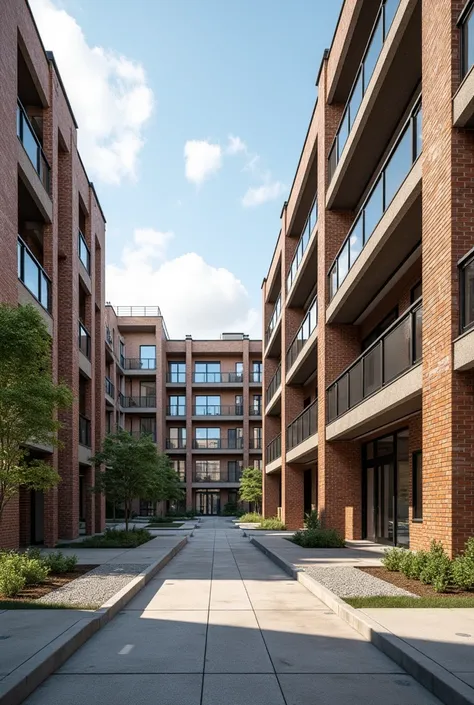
[
  {"xmin": 359, "ymin": 566, "xmax": 474, "ymax": 598},
  {"xmin": 0, "ymin": 565, "xmax": 98, "ymax": 604}
]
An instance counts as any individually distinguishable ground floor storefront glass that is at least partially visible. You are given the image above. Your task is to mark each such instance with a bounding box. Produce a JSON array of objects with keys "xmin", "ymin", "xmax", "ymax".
[{"xmin": 195, "ymin": 490, "xmax": 221, "ymax": 515}]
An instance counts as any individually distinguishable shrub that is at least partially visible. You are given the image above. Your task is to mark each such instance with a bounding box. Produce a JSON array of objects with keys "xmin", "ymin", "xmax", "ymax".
[
  {"xmin": 304, "ymin": 510, "xmax": 321, "ymax": 530},
  {"xmin": 452, "ymin": 538, "xmax": 474, "ymax": 590},
  {"xmin": 42, "ymin": 551, "xmax": 77, "ymax": 574},
  {"xmin": 382, "ymin": 547, "xmax": 405, "ymax": 572},
  {"xmin": 150, "ymin": 515, "xmax": 175, "ymax": 524},
  {"xmin": 74, "ymin": 527, "xmax": 152, "ymax": 548},
  {"xmin": 221, "ymin": 502, "xmax": 239, "ymax": 516},
  {"xmin": 399, "ymin": 550, "xmax": 429, "ymax": 581},
  {"xmin": 257, "ymin": 517, "xmax": 286, "ymax": 530},
  {"xmin": 418, "ymin": 541, "xmax": 452, "ymax": 592},
  {"xmin": 0, "ymin": 561, "xmax": 26, "ymax": 597},
  {"xmin": 292, "ymin": 527, "xmax": 345, "ymax": 548},
  {"xmin": 20, "ymin": 557, "xmax": 50, "ymax": 585},
  {"xmin": 239, "ymin": 512, "xmax": 263, "ymax": 523}
]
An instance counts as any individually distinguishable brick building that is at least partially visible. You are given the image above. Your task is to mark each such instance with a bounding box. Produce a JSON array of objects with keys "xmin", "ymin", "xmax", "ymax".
[
  {"xmin": 262, "ymin": 0, "xmax": 474, "ymax": 555},
  {"xmin": 104, "ymin": 305, "xmax": 262, "ymax": 515},
  {"xmin": 0, "ymin": 0, "xmax": 106, "ymax": 548}
]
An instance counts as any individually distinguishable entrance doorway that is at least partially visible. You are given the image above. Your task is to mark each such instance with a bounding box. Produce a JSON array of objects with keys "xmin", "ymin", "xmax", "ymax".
[
  {"xmin": 30, "ymin": 490, "xmax": 44, "ymax": 544},
  {"xmin": 196, "ymin": 490, "xmax": 220, "ymax": 515}
]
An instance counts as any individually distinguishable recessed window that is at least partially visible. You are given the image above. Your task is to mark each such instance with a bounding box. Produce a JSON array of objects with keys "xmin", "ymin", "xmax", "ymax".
[{"xmin": 412, "ymin": 450, "xmax": 422, "ymax": 520}]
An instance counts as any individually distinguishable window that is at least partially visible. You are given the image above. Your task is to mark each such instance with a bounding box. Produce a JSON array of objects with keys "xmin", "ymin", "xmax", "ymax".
[
  {"xmin": 78, "ymin": 230, "xmax": 90, "ymax": 273},
  {"xmin": 140, "ymin": 417, "xmax": 156, "ymax": 440},
  {"xmin": 235, "ymin": 394, "xmax": 243, "ymax": 414},
  {"xmin": 195, "ymin": 361, "xmax": 221, "ymax": 383},
  {"xmin": 171, "ymin": 459, "xmax": 186, "ymax": 481},
  {"xmin": 169, "ymin": 361, "xmax": 186, "ymax": 383},
  {"xmin": 362, "ymin": 307, "xmax": 398, "ymax": 351},
  {"xmin": 195, "ymin": 395, "xmax": 221, "ymax": 415},
  {"xmin": 253, "ymin": 459, "xmax": 263, "ymax": 471},
  {"xmin": 252, "ymin": 395, "xmax": 262, "ymax": 414},
  {"xmin": 235, "ymin": 362, "xmax": 244, "ymax": 378},
  {"xmin": 195, "ymin": 460, "xmax": 220, "ymax": 480},
  {"xmin": 252, "ymin": 361, "xmax": 262, "ymax": 382},
  {"xmin": 140, "ymin": 345, "xmax": 156, "ymax": 370},
  {"xmin": 168, "ymin": 427, "xmax": 186, "ymax": 449},
  {"xmin": 253, "ymin": 427, "xmax": 262, "ymax": 442},
  {"xmin": 227, "ymin": 428, "xmax": 243, "ymax": 449},
  {"xmin": 195, "ymin": 427, "xmax": 221, "ymax": 448},
  {"xmin": 169, "ymin": 395, "xmax": 186, "ymax": 416},
  {"xmin": 120, "ymin": 340, "xmax": 125, "ymax": 367},
  {"xmin": 411, "ymin": 280, "xmax": 422, "ymax": 303},
  {"xmin": 412, "ymin": 451, "xmax": 422, "ymax": 520},
  {"xmin": 140, "ymin": 381, "xmax": 156, "ymax": 397},
  {"xmin": 228, "ymin": 460, "xmax": 243, "ymax": 482}
]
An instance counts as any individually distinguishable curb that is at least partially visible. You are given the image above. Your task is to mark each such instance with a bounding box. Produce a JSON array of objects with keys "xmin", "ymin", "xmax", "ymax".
[
  {"xmin": 0, "ymin": 536, "xmax": 188, "ymax": 705},
  {"xmin": 250, "ymin": 537, "xmax": 474, "ymax": 705}
]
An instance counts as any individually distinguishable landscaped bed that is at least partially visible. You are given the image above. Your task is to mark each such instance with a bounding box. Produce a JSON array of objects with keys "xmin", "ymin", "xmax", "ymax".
[
  {"xmin": 59, "ymin": 527, "xmax": 153, "ymax": 548},
  {"xmin": 358, "ymin": 566, "xmax": 474, "ymax": 599},
  {"xmin": 146, "ymin": 522, "xmax": 184, "ymax": 528},
  {"xmin": 0, "ymin": 564, "xmax": 98, "ymax": 609}
]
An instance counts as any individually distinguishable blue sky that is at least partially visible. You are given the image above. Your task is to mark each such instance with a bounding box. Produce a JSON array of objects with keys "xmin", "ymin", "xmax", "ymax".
[{"xmin": 30, "ymin": 0, "xmax": 341, "ymax": 338}]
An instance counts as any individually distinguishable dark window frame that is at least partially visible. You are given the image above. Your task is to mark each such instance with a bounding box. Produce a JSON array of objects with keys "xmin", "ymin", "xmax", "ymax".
[
  {"xmin": 412, "ymin": 450, "xmax": 423, "ymax": 521},
  {"xmin": 410, "ymin": 280, "xmax": 422, "ymax": 304}
]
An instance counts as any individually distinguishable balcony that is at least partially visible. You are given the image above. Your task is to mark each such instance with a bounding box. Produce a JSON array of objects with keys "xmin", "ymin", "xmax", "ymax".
[
  {"xmin": 326, "ymin": 301, "xmax": 422, "ymax": 440},
  {"xmin": 192, "ymin": 405, "xmax": 243, "ymax": 419},
  {"xmin": 327, "ymin": 0, "xmax": 420, "ymax": 209},
  {"xmin": 192, "ymin": 372, "xmax": 243, "ymax": 386},
  {"xmin": 265, "ymin": 294, "xmax": 282, "ymax": 357},
  {"xmin": 286, "ymin": 400, "xmax": 318, "ymax": 464},
  {"xmin": 249, "ymin": 438, "xmax": 262, "ymax": 451},
  {"xmin": 286, "ymin": 198, "xmax": 318, "ymax": 308},
  {"xmin": 249, "ymin": 405, "xmax": 262, "ymax": 418},
  {"xmin": 105, "ymin": 377, "xmax": 115, "ymax": 402},
  {"xmin": 119, "ymin": 395, "xmax": 157, "ymax": 411},
  {"xmin": 166, "ymin": 406, "xmax": 186, "ymax": 417},
  {"xmin": 286, "ymin": 297, "xmax": 318, "ymax": 384},
  {"xmin": 78, "ymin": 230, "xmax": 91, "ymax": 275},
  {"xmin": 327, "ymin": 99, "xmax": 422, "ymax": 324},
  {"xmin": 115, "ymin": 306, "xmax": 162, "ymax": 316},
  {"xmin": 265, "ymin": 363, "xmax": 281, "ymax": 415},
  {"xmin": 122, "ymin": 358, "xmax": 157, "ymax": 374},
  {"xmin": 454, "ymin": 251, "xmax": 474, "ymax": 371},
  {"xmin": 265, "ymin": 434, "xmax": 282, "ymax": 474},
  {"xmin": 17, "ymin": 236, "xmax": 51, "ymax": 316},
  {"xmin": 193, "ymin": 470, "xmax": 242, "ymax": 484},
  {"xmin": 250, "ymin": 371, "xmax": 262, "ymax": 384},
  {"xmin": 79, "ymin": 414, "xmax": 91, "ymax": 448},
  {"xmin": 166, "ymin": 372, "xmax": 186, "ymax": 385},
  {"xmin": 192, "ymin": 439, "xmax": 244, "ymax": 451},
  {"xmin": 17, "ymin": 100, "xmax": 50, "ymax": 195},
  {"xmin": 453, "ymin": 3, "xmax": 474, "ymax": 127},
  {"xmin": 166, "ymin": 439, "xmax": 187, "ymax": 450}
]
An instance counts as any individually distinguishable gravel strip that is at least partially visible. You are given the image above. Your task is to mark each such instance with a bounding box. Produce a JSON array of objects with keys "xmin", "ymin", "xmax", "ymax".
[
  {"xmin": 38, "ymin": 563, "xmax": 150, "ymax": 607},
  {"xmin": 298, "ymin": 565, "xmax": 418, "ymax": 598}
]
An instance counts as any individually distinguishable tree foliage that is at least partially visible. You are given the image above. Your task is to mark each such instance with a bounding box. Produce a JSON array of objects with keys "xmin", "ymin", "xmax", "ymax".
[
  {"xmin": 239, "ymin": 467, "xmax": 262, "ymax": 511},
  {"xmin": 0, "ymin": 304, "xmax": 73, "ymax": 525}
]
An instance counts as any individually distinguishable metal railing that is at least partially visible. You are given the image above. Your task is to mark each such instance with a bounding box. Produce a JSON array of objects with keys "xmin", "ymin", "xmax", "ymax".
[
  {"xmin": 167, "ymin": 372, "xmax": 186, "ymax": 383},
  {"xmin": 192, "ymin": 405, "xmax": 243, "ymax": 416},
  {"xmin": 119, "ymin": 395, "xmax": 157, "ymax": 408},
  {"xmin": 79, "ymin": 321, "xmax": 91, "ymax": 359},
  {"xmin": 166, "ymin": 438, "xmax": 187, "ymax": 449},
  {"xmin": 460, "ymin": 252, "xmax": 474, "ymax": 333},
  {"xmin": 265, "ymin": 363, "xmax": 281, "ymax": 405},
  {"xmin": 129, "ymin": 429, "xmax": 157, "ymax": 442},
  {"xmin": 79, "ymin": 414, "xmax": 91, "ymax": 447},
  {"xmin": 287, "ymin": 198, "xmax": 318, "ymax": 291},
  {"xmin": 193, "ymin": 372, "xmax": 243, "ymax": 383},
  {"xmin": 286, "ymin": 297, "xmax": 318, "ymax": 370},
  {"xmin": 17, "ymin": 100, "xmax": 50, "ymax": 193},
  {"xmin": 122, "ymin": 358, "xmax": 156, "ymax": 370},
  {"xmin": 193, "ymin": 469, "xmax": 243, "ymax": 483},
  {"xmin": 115, "ymin": 306, "xmax": 162, "ymax": 317},
  {"xmin": 265, "ymin": 294, "xmax": 282, "ymax": 345},
  {"xmin": 460, "ymin": 1, "xmax": 474, "ymax": 78},
  {"xmin": 328, "ymin": 0, "xmax": 401, "ymax": 182},
  {"xmin": 192, "ymin": 439, "xmax": 244, "ymax": 450},
  {"xmin": 17, "ymin": 236, "xmax": 51, "ymax": 312},
  {"xmin": 328, "ymin": 98, "xmax": 422, "ymax": 301},
  {"xmin": 327, "ymin": 300, "xmax": 422, "ymax": 423},
  {"xmin": 250, "ymin": 370, "xmax": 262, "ymax": 383},
  {"xmin": 105, "ymin": 377, "xmax": 115, "ymax": 398},
  {"xmin": 78, "ymin": 230, "xmax": 91, "ymax": 274},
  {"xmin": 249, "ymin": 438, "xmax": 262, "ymax": 450},
  {"xmin": 287, "ymin": 400, "xmax": 318, "ymax": 450},
  {"xmin": 249, "ymin": 405, "xmax": 262, "ymax": 416},
  {"xmin": 166, "ymin": 406, "xmax": 186, "ymax": 416},
  {"xmin": 266, "ymin": 434, "xmax": 281, "ymax": 464}
]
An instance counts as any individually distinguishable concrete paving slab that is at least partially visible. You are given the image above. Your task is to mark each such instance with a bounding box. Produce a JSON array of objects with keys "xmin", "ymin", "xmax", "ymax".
[
  {"xmin": 244, "ymin": 581, "xmax": 327, "ymax": 610},
  {"xmin": 205, "ymin": 611, "xmax": 273, "ymax": 673},
  {"xmin": 125, "ymin": 578, "xmax": 211, "ymax": 610},
  {"xmin": 23, "ymin": 674, "xmax": 202, "ymax": 704},
  {"xmin": 58, "ymin": 610, "xmax": 207, "ymax": 673},
  {"xmin": 209, "ymin": 579, "xmax": 252, "ymax": 610},
  {"xmin": 202, "ymin": 674, "xmax": 285, "ymax": 705}
]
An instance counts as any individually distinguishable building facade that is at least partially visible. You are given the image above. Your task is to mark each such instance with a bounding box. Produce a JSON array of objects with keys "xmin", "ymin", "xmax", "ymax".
[
  {"xmin": 105, "ymin": 305, "xmax": 262, "ymax": 515},
  {"xmin": 262, "ymin": 0, "xmax": 474, "ymax": 555},
  {"xmin": 0, "ymin": 0, "xmax": 107, "ymax": 548}
]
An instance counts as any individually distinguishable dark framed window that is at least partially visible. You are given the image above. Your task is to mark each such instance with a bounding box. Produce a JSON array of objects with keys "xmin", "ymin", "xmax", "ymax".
[
  {"xmin": 411, "ymin": 280, "xmax": 422, "ymax": 303},
  {"xmin": 412, "ymin": 450, "xmax": 422, "ymax": 520},
  {"xmin": 460, "ymin": 0, "xmax": 474, "ymax": 78},
  {"xmin": 362, "ymin": 307, "xmax": 398, "ymax": 351}
]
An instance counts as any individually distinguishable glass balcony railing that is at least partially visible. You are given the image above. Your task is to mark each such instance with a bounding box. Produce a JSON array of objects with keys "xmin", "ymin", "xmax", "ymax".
[
  {"xmin": 265, "ymin": 363, "xmax": 281, "ymax": 405},
  {"xmin": 193, "ymin": 372, "xmax": 243, "ymax": 383},
  {"xmin": 266, "ymin": 434, "xmax": 281, "ymax": 464},
  {"xmin": 192, "ymin": 439, "xmax": 244, "ymax": 450},
  {"xmin": 328, "ymin": 99, "xmax": 422, "ymax": 301},
  {"xmin": 17, "ymin": 237, "xmax": 51, "ymax": 312},
  {"xmin": 460, "ymin": 1, "xmax": 474, "ymax": 78},
  {"xmin": 327, "ymin": 300, "xmax": 422, "ymax": 423},
  {"xmin": 78, "ymin": 321, "xmax": 91, "ymax": 359},
  {"xmin": 460, "ymin": 252, "xmax": 474, "ymax": 333},
  {"xmin": 328, "ymin": 0, "xmax": 401, "ymax": 183},
  {"xmin": 166, "ymin": 372, "xmax": 186, "ymax": 383},
  {"xmin": 17, "ymin": 100, "xmax": 51, "ymax": 193},
  {"xmin": 119, "ymin": 395, "xmax": 156, "ymax": 408},
  {"xmin": 193, "ymin": 469, "xmax": 243, "ymax": 483},
  {"xmin": 122, "ymin": 358, "xmax": 156, "ymax": 370},
  {"xmin": 192, "ymin": 405, "xmax": 243, "ymax": 416},
  {"xmin": 166, "ymin": 406, "xmax": 186, "ymax": 416},
  {"xmin": 79, "ymin": 414, "xmax": 91, "ymax": 447},
  {"xmin": 286, "ymin": 197, "xmax": 318, "ymax": 292},
  {"xmin": 78, "ymin": 230, "xmax": 91, "ymax": 273},
  {"xmin": 286, "ymin": 297, "xmax": 318, "ymax": 371},
  {"xmin": 265, "ymin": 294, "xmax": 282, "ymax": 346},
  {"xmin": 105, "ymin": 377, "xmax": 115, "ymax": 398},
  {"xmin": 287, "ymin": 400, "xmax": 318, "ymax": 451}
]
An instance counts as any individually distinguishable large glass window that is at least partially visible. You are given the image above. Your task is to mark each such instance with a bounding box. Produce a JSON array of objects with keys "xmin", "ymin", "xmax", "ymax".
[
  {"xmin": 139, "ymin": 345, "xmax": 156, "ymax": 370},
  {"xmin": 195, "ymin": 460, "xmax": 220, "ymax": 481},
  {"xmin": 169, "ymin": 361, "xmax": 186, "ymax": 383},
  {"xmin": 412, "ymin": 450, "xmax": 423, "ymax": 520},
  {"xmin": 253, "ymin": 395, "xmax": 262, "ymax": 414},
  {"xmin": 228, "ymin": 460, "xmax": 243, "ymax": 481},
  {"xmin": 195, "ymin": 427, "xmax": 221, "ymax": 448},
  {"xmin": 195, "ymin": 395, "xmax": 221, "ymax": 415},
  {"xmin": 171, "ymin": 459, "xmax": 186, "ymax": 481},
  {"xmin": 462, "ymin": 2, "xmax": 474, "ymax": 77},
  {"xmin": 140, "ymin": 381, "xmax": 156, "ymax": 400},
  {"xmin": 235, "ymin": 362, "xmax": 243, "ymax": 379},
  {"xmin": 235, "ymin": 394, "xmax": 243, "ymax": 414},
  {"xmin": 384, "ymin": 127, "xmax": 412, "ymax": 206},
  {"xmin": 195, "ymin": 361, "xmax": 221, "ymax": 383},
  {"xmin": 252, "ymin": 361, "xmax": 262, "ymax": 382},
  {"xmin": 168, "ymin": 427, "xmax": 186, "ymax": 449},
  {"xmin": 169, "ymin": 395, "xmax": 186, "ymax": 416},
  {"xmin": 396, "ymin": 430, "xmax": 409, "ymax": 546},
  {"xmin": 462, "ymin": 255, "xmax": 474, "ymax": 332}
]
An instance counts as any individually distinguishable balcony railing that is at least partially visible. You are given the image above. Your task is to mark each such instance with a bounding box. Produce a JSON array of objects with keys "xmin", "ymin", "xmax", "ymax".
[
  {"xmin": 78, "ymin": 230, "xmax": 91, "ymax": 274},
  {"xmin": 265, "ymin": 294, "xmax": 282, "ymax": 345},
  {"xmin": 460, "ymin": 1, "xmax": 474, "ymax": 78},
  {"xmin": 193, "ymin": 372, "xmax": 243, "ymax": 383},
  {"xmin": 105, "ymin": 377, "xmax": 115, "ymax": 398},
  {"xmin": 167, "ymin": 372, "xmax": 186, "ymax": 383},
  {"xmin": 192, "ymin": 405, "xmax": 243, "ymax": 416},
  {"xmin": 249, "ymin": 405, "xmax": 262, "ymax": 416},
  {"xmin": 249, "ymin": 438, "xmax": 262, "ymax": 450},
  {"xmin": 327, "ymin": 300, "xmax": 422, "ymax": 423},
  {"xmin": 166, "ymin": 406, "xmax": 186, "ymax": 416},
  {"xmin": 328, "ymin": 0, "xmax": 401, "ymax": 182},
  {"xmin": 79, "ymin": 321, "xmax": 91, "ymax": 360},
  {"xmin": 250, "ymin": 371, "xmax": 262, "ymax": 383},
  {"xmin": 79, "ymin": 414, "xmax": 91, "ymax": 447},
  {"xmin": 120, "ymin": 395, "xmax": 156, "ymax": 408},
  {"xmin": 460, "ymin": 252, "xmax": 474, "ymax": 333},
  {"xmin": 166, "ymin": 438, "xmax": 187, "ymax": 449},
  {"xmin": 286, "ymin": 297, "xmax": 318, "ymax": 370},
  {"xmin": 115, "ymin": 306, "xmax": 162, "ymax": 317},
  {"xmin": 17, "ymin": 237, "xmax": 51, "ymax": 312},
  {"xmin": 287, "ymin": 400, "xmax": 318, "ymax": 451},
  {"xmin": 16, "ymin": 100, "xmax": 50, "ymax": 193},
  {"xmin": 128, "ymin": 429, "xmax": 157, "ymax": 443},
  {"xmin": 192, "ymin": 439, "xmax": 244, "ymax": 450},
  {"xmin": 193, "ymin": 470, "xmax": 242, "ymax": 483},
  {"xmin": 265, "ymin": 363, "xmax": 281, "ymax": 405},
  {"xmin": 328, "ymin": 99, "xmax": 422, "ymax": 301},
  {"xmin": 122, "ymin": 358, "xmax": 157, "ymax": 370},
  {"xmin": 266, "ymin": 434, "xmax": 282, "ymax": 464},
  {"xmin": 287, "ymin": 198, "xmax": 318, "ymax": 292}
]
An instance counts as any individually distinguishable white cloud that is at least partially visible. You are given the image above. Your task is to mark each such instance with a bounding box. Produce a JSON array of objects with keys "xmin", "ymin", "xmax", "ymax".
[
  {"xmin": 226, "ymin": 134, "xmax": 247, "ymax": 155},
  {"xmin": 184, "ymin": 140, "xmax": 222, "ymax": 185},
  {"xmin": 106, "ymin": 229, "xmax": 261, "ymax": 338},
  {"xmin": 29, "ymin": 0, "xmax": 154, "ymax": 184},
  {"xmin": 242, "ymin": 180, "xmax": 286, "ymax": 208}
]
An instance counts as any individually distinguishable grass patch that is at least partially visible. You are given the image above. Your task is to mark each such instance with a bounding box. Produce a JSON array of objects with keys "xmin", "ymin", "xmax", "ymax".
[
  {"xmin": 146, "ymin": 522, "xmax": 184, "ymax": 528},
  {"xmin": 346, "ymin": 596, "xmax": 474, "ymax": 608},
  {"xmin": 60, "ymin": 527, "xmax": 152, "ymax": 548},
  {"xmin": 0, "ymin": 600, "xmax": 98, "ymax": 610}
]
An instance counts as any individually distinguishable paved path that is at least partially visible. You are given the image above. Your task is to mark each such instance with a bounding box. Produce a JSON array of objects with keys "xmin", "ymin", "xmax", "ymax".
[{"xmin": 24, "ymin": 517, "xmax": 441, "ymax": 704}]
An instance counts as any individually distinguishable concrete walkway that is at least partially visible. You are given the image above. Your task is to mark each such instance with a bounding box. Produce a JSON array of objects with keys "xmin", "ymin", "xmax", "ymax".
[{"xmin": 24, "ymin": 517, "xmax": 440, "ymax": 704}]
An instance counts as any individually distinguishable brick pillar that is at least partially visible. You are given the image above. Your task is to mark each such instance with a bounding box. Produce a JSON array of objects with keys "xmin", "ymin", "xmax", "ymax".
[
  {"xmin": 185, "ymin": 337, "xmax": 193, "ymax": 510},
  {"xmin": 0, "ymin": 499, "xmax": 20, "ymax": 550},
  {"xmin": 420, "ymin": 0, "xmax": 474, "ymax": 556},
  {"xmin": 84, "ymin": 466, "xmax": 95, "ymax": 536},
  {"xmin": 263, "ymin": 472, "xmax": 280, "ymax": 516},
  {"xmin": 19, "ymin": 488, "xmax": 31, "ymax": 547},
  {"xmin": 242, "ymin": 337, "xmax": 250, "ymax": 469}
]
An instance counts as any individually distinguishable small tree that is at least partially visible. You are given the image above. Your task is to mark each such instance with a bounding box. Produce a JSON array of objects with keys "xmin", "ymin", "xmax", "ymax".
[
  {"xmin": 91, "ymin": 431, "xmax": 159, "ymax": 530},
  {"xmin": 239, "ymin": 467, "xmax": 262, "ymax": 513},
  {"xmin": 0, "ymin": 304, "xmax": 73, "ymax": 528},
  {"xmin": 149, "ymin": 453, "xmax": 184, "ymax": 515}
]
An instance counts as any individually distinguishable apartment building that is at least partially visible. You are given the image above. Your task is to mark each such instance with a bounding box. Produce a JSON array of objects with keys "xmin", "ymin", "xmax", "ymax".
[
  {"xmin": 0, "ymin": 1, "xmax": 106, "ymax": 548},
  {"xmin": 262, "ymin": 0, "xmax": 474, "ymax": 556},
  {"xmin": 104, "ymin": 305, "xmax": 262, "ymax": 515}
]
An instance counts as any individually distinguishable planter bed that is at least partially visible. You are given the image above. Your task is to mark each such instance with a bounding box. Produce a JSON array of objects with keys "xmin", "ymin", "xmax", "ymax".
[
  {"xmin": 0, "ymin": 565, "xmax": 98, "ymax": 609},
  {"xmin": 359, "ymin": 566, "xmax": 474, "ymax": 599}
]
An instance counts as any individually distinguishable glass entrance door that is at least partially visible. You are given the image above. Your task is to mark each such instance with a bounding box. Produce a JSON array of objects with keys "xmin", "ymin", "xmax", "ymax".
[
  {"xmin": 196, "ymin": 490, "xmax": 221, "ymax": 515},
  {"xmin": 367, "ymin": 462, "xmax": 394, "ymax": 544}
]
